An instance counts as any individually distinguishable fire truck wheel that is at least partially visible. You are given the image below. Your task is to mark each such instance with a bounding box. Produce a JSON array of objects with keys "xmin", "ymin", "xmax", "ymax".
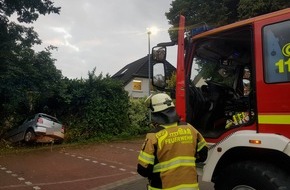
[{"xmin": 214, "ymin": 161, "xmax": 290, "ymax": 190}]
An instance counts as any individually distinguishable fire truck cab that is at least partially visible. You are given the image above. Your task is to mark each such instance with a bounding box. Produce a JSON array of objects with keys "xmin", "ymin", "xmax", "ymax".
[{"xmin": 152, "ymin": 8, "xmax": 290, "ymax": 189}]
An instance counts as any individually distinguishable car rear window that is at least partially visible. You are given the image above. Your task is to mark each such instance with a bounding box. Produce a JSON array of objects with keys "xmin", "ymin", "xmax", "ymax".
[{"xmin": 40, "ymin": 115, "xmax": 60, "ymax": 123}]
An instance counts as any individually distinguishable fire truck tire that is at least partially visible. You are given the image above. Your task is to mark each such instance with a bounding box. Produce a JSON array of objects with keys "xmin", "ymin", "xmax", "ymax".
[{"xmin": 214, "ymin": 161, "xmax": 290, "ymax": 190}]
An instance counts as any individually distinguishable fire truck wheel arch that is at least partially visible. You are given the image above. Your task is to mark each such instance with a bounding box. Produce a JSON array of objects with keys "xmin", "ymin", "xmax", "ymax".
[
  {"xmin": 201, "ymin": 130, "xmax": 290, "ymax": 182},
  {"xmin": 214, "ymin": 161, "xmax": 290, "ymax": 190}
]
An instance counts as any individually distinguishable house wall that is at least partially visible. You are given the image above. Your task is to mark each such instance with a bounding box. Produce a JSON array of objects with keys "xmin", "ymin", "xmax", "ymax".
[{"xmin": 125, "ymin": 77, "xmax": 151, "ymax": 98}]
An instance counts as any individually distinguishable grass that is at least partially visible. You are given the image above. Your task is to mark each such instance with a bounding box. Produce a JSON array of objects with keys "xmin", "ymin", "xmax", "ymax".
[{"xmin": 0, "ymin": 134, "xmax": 145, "ymax": 155}]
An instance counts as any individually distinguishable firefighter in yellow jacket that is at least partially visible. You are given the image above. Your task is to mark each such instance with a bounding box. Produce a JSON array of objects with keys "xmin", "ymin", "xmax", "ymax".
[{"xmin": 137, "ymin": 93, "xmax": 208, "ymax": 190}]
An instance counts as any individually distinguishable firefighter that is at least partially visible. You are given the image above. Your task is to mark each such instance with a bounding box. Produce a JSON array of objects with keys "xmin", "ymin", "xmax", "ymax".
[{"xmin": 137, "ymin": 93, "xmax": 208, "ymax": 190}]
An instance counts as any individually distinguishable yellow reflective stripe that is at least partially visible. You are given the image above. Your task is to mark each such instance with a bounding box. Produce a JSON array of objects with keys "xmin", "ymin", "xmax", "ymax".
[
  {"xmin": 161, "ymin": 122, "xmax": 178, "ymax": 129},
  {"xmin": 197, "ymin": 139, "xmax": 206, "ymax": 152},
  {"xmin": 138, "ymin": 151, "xmax": 155, "ymax": 165},
  {"xmin": 258, "ymin": 114, "xmax": 290, "ymax": 124},
  {"xmin": 153, "ymin": 156, "xmax": 196, "ymax": 173},
  {"xmin": 149, "ymin": 183, "xmax": 199, "ymax": 190}
]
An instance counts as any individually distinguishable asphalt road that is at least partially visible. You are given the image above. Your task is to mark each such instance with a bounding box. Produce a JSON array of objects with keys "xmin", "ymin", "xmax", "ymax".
[
  {"xmin": 107, "ymin": 176, "xmax": 214, "ymax": 190},
  {"xmin": 0, "ymin": 139, "xmax": 214, "ymax": 190}
]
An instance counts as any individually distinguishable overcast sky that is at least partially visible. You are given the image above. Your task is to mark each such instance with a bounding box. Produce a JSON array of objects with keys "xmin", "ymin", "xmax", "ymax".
[{"xmin": 31, "ymin": 0, "xmax": 177, "ymax": 79}]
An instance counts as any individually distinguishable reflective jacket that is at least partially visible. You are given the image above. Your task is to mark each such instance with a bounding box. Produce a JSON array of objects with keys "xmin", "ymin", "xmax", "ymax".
[{"xmin": 137, "ymin": 122, "xmax": 207, "ymax": 190}]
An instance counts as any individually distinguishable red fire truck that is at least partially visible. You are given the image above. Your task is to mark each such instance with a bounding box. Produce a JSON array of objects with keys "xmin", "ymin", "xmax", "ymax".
[{"xmin": 151, "ymin": 8, "xmax": 290, "ymax": 189}]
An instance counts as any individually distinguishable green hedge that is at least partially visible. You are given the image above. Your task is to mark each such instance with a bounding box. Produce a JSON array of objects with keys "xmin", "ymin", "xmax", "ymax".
[{"xmin": 0, "ymin": 70, "xmax": 151, "ymax": 144}]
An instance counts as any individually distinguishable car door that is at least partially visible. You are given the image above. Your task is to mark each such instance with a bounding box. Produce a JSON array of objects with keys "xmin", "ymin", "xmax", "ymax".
[{"xmin": 7, "ymin": 115, "xmax": 34, "ymax": 142}]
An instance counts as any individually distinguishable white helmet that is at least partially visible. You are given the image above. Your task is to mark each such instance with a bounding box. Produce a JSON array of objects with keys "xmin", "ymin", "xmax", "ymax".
[{"xmin": 146, "ymin": 93, "xmax": 175, "ymax": 113}]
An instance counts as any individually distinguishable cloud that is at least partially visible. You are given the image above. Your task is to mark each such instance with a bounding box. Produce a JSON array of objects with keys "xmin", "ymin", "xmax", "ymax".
[
  {"xmin": 32, "ymin": 0, "xmax": 176, "ymax": 79},
  {"xmin": 49, "ymin": 27, "xmax": 80, "ymax": 52}
]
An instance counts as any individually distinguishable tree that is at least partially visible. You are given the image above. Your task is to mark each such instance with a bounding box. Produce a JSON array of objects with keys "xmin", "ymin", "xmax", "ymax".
[
  {"xmin": 165, "ymin": 0, "xmax": 290, "ymax": 41},
  {"xmin": 0, "ymin": 0, "xmax": 60, "ymax": 53},
  {"xmin": 0, "ymin": 1, "xmax": 61, "ymax": 133},
  {"xmin": 238, "ymin": 0, "xmax": 290, "ymax": 19},
  {"xmin": 167, "ymin": 71, "xmax": 176, "ymax": 89}
]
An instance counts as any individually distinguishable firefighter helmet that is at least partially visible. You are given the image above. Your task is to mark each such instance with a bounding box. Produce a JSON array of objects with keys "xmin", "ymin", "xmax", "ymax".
[{"xmin": 147, "ymin": 93, "xmax": 175, "ymax": 113}]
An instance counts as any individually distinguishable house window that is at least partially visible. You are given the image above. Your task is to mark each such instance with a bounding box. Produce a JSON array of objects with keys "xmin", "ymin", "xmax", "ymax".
[{"xmin": 132, "ymin": 80, "xmax": 142, "ymax": 91}]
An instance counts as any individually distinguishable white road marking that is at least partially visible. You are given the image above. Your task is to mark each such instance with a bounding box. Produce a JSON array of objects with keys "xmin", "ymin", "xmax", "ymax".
[
  {"xmin": 25, "ymin": 181, "xmax": 32, "ymax": 185},
  {"xmin": 109, "ymin": 145, "xmax": 138, "ymax": 152},
  {"xmin": 1, "ymin": 143, "xmax": 141, "ymax": 189},
  {"xmin": 14, "ymin": 172, "xmax": 136, "ymax": 187},
  {"xmin": 57, "ymin": 145, "xmax": 139, "ymax": 182},
  {"xmin": 0, "ymin": 165, "xmax": 40, "ymax": 189}
]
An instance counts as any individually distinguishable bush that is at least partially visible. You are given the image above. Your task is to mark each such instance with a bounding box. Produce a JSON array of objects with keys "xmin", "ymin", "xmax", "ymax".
[
  {"xmin": 126, "ymin": 98, "xmax": 150, "ymax": 135},
  {"xmin": 63, "ymin": 97, "xmax": 150, "ymax": 143},
  {"xmin": 62, "ymin": 75, "xmax": 131, "ymax": 142}
]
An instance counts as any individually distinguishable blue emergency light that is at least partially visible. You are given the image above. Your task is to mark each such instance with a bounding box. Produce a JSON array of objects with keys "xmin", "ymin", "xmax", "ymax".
[{"xmin": 190, "ymin": 24, "xmax": 213, "ymax": 36}]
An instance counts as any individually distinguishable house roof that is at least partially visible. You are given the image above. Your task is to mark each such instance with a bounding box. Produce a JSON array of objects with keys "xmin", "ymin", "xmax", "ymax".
[{"xmin": 112, "ymin": 55, "xmax": 176, "ymax": 85}]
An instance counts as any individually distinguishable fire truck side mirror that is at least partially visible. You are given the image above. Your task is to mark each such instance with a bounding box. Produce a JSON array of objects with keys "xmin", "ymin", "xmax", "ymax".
[
  {"xmin": 152, "ymin": 62, "xmax": 166, "ymax": 89},
  {"xmin": 152, "ymin": 46, "xmax": 166, "ymax": 62}
]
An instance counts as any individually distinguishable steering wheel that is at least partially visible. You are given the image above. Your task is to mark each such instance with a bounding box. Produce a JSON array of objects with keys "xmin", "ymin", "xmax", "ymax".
[
  {"xmin": 188, "ymin": 84, "xmax": 211, "ymax": 118},
  {"xmin": 206, "ymin": 80, "xmax": 240, "ymax": 100}
]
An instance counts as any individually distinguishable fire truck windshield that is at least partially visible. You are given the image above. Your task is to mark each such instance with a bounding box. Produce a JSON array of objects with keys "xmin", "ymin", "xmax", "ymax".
[
  {"xmin": 190, "ymin": 56, "xmax": 237, "ymax": 89},
  {"xmin": 189, "ymin": 28, "xmax": 252, "ymax": 92}
]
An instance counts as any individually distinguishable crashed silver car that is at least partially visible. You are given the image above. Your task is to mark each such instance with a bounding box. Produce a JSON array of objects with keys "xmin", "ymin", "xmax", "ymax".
[{"xmin": 4, "ymin": 113, "xmax": 64, "ymax": 144}]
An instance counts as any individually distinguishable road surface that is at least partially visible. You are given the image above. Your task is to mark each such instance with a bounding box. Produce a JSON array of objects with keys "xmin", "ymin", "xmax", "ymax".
[{"xmin": 0, "ymin": 139, "xmax": 214, "ymax": 190}]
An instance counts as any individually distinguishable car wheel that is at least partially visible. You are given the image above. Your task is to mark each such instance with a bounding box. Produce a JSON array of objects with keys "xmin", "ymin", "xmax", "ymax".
[
  {"xmin": 24, "ymin": 129, "xmax": 35, "ymax": 143},
  {"xmin": 214, "ymin": 161, "xmax": 290, "ymax": 190},
  {"xmin": 54, "ymin": 139, "xmax": 64, "ymax": 144}
]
